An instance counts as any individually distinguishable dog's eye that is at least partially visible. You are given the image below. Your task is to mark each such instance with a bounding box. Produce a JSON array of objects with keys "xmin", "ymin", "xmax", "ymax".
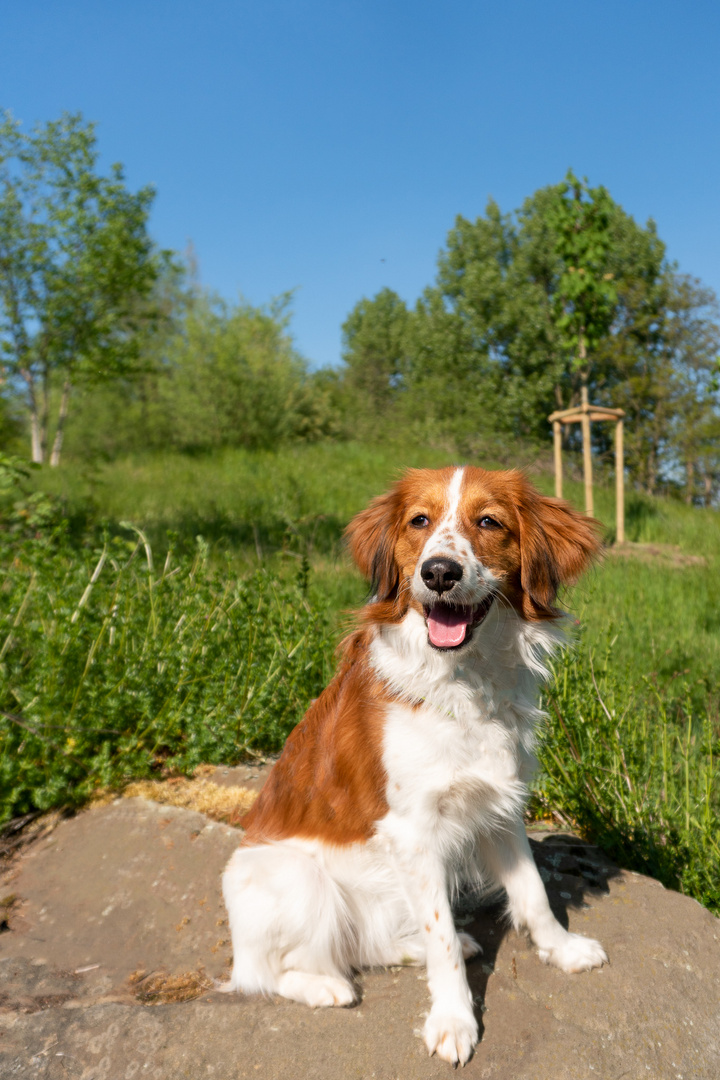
[
  {"xmin": 410, "ymin": 515, "xmax": 430, "ymax": 528},
  {"xmin": 478, "ymin": 516, "xmax": 502, "ymax": 530}
]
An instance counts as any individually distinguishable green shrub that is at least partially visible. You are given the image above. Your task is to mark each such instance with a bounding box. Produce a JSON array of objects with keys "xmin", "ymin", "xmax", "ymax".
[
  {"xmin": 535, "ymin": 639, "xmax": 720, "ymax": 915},
  {"xmin": 0, "ymin": 527, "xmax": 332, "ymax": 822},
  {"xmin": 2, "ymin": 446, "xmax": 719, "ymax": 918}
]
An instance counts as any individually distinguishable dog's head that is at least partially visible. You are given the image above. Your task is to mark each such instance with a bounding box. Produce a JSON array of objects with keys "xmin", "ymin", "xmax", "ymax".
[{"xmin": 345, "ymin": 466, "xmax": 601, "ymax": 650}]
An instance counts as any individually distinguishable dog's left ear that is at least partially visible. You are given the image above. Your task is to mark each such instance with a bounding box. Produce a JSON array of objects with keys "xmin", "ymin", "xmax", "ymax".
[
  {"xmin": 513, "ymin": 480, "xmax": 602, "ymax": 620},
  {"xmin": 345, "ymin": 488, "xmax": 402, "ymax": 602}
]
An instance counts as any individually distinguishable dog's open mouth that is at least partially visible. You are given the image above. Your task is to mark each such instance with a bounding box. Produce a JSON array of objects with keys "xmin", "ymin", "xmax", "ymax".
[{"xmin": 423, "ymin": 595, "xmax": 495, "ymax": 649}]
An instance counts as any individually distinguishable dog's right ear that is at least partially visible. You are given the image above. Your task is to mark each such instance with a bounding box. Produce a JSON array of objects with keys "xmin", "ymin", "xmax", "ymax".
[{"xmin": 345, "ymin": 489, "xmax": 401, "ymax": 602}]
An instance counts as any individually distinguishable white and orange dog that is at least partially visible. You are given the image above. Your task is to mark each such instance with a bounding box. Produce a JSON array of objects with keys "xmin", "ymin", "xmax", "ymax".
[{"xmin": 222, "ymin": 466, "xmax": 607, "ymax": 1065}]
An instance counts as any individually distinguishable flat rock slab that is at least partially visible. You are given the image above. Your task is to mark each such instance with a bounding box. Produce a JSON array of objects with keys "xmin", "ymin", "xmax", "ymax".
[{"xmin": 1, "ymin": 794, "xmax": 719, "ymax": 1079}]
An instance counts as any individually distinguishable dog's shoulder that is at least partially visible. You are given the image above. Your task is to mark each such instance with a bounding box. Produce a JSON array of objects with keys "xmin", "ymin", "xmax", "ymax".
[{"xmin": 240, "ymin": 631, "xmax": 391, "ymax": 846}]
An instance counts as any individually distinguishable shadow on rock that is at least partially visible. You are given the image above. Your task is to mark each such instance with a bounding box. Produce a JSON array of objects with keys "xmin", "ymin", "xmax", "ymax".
[{"xmin": 456, "ymin": 831, "xmax": 621, "ymax": 1033}]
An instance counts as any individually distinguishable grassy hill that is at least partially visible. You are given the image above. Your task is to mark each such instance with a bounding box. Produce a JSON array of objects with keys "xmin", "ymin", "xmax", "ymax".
[
  {"xmin": 36, "ymin": 440, "xmax": 720, "ymax": 706},
  {"xmin": 2, "ymin": 441, "xmax": 718, "ymax": 913}
]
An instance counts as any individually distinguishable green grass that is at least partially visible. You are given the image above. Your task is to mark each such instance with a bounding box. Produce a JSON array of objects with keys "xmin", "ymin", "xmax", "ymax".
[
  {"xmin": 4, "ymin": 440, "xmax": 718, "ymax": 914},
  {"xmin": 535, "ymin": 641, "xmax": 720, "ymax": 914},
  {"xmin": 35, "ymin": 443, "xmax": 720, "ymax": 701},
  {"xmin": 0, "ymin": 530, "xmax": 333, "ymax": 821},
  {"xmin": 35, "ymin": 441, "xmax": 466, "ymax": 557}
]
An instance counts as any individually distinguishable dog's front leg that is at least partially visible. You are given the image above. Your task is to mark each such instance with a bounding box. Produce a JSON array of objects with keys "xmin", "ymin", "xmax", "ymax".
[
  {"xmin": 477, "ymin": 818, "xmax": 607, "ymax": 972},
  {"xmin": 390, "ymin": 837, "xmax": 478, "ymax": 1066}
]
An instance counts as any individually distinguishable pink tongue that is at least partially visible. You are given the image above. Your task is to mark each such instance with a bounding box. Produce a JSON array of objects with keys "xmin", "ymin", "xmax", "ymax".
[{"xmin": 427, "ymin": 605, "xmax": 473, "ymax": 648}]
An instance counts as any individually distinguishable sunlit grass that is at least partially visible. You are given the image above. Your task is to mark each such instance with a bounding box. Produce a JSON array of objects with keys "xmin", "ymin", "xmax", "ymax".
[{"xmin": 13, "ymin": 440, "xmax": 720, "ymax": 913}]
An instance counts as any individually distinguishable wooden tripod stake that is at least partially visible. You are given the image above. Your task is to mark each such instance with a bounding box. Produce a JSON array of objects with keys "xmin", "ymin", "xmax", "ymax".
[{"xmin": 548, "ymin": 389, "xmax": 625, "ymax": 543}]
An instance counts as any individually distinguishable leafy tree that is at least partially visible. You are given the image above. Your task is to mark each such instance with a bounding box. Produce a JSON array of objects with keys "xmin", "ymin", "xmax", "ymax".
[
  {"xmin": 667, "ymin": 277, "xmax": 720, "ymax": 503},
  {"xmin": 544, "ymin": 171, "xmax": 619, "ymax": 386},
  {"xmin": 340, "ymin": 288, "xmax": 410, "ymax": 418},
  {"xmin": 425, "ymin": 175, "xmax": 667, "ymax": 442},
  {"xmin": 604, "ymin": 273, "xmax": 720, "ymax": 497},
  {"xmin": 62, "ymin": 287, "xmax": 335, "ymax": 458},
  {"xmin": 0, "ymin": 111, "xmax": 161, "ymax": 465},
  {"xmin": 403, "ymin": 284, "xmax": 504, "ymax": 452},
  {"xmin": 163, "ymin": 290, "xmax": 330, "ymax": 451}
]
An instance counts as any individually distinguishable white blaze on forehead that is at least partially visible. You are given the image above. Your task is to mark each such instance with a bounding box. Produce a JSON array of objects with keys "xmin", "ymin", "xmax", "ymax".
[
  {"xmin": 443, "ymin": 467, "xmax": 465, "ymax": 530},
  {"xmin": 413, "ymin": 466, "xmax": 498, "ymax": 598},
  {"xmin": 421, "ymin": 467, "xmax": 466, "ymax": 559}
]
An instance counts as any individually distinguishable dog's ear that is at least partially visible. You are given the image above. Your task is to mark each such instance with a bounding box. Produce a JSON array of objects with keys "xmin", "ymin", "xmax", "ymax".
[
  {"xmin": 345, "ymin": 488, "xmax": 401, "ymax": 601},
  {"xmin": 512, "ymin": 477, "xmax": 602, "ymax": 620}
]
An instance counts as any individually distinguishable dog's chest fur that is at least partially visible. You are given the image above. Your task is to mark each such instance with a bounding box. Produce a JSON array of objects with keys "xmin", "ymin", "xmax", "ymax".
[{"xmin": 370, "ymin": 608, "xmax": 556, "ymax": 847}]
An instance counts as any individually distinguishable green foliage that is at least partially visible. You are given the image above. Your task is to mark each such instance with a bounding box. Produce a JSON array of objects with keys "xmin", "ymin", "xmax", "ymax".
[
  {"xmin": 61, "ymin": 288, "xmax": 337, "ymax": 458},
  {"xmin": 544, "ymin": 171, "xmax": 619, "ymax": 370},
  {"xmin": 335, "ymin": 173, "xmax": 718, "ymax": 500},
  {"xmin": 404, "ymin": 284, "xmax": 509, "ymax": 454},
  {"xmin": 0, "ymin": 451, "xmax": 61, "ymax": 535},
  {"xmin": 334, "ymin": 174, "xmax": 700, "ymax": 464},
  {"xmin": 0, "ymin": 525, "xmax": 333, "ymax": 823},
  {"xmin": 340, "ymin": 288, "xmax": 410, "ymax": 422},
  {"xmin": 601, "ymin": 272, "xmax": 720, "ymax": 498},
  {"xmin": 536, "ymin": 640, "xmax": 720, "ymax": 914},
  {"xmin": 428, "ymin": 179, "xmax": 667, "ymax": 435},
  {"xmin": 0, "ymin": 110, "xmax": 163, "ymax": 464},
  {"xmin": 2, "ymin": 441, "xmax": 719, "ymax": 914}
]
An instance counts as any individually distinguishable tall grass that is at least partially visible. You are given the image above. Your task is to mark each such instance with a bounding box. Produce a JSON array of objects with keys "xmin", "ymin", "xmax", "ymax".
[
  {"xmin": 534, "ymin": 641, "xmax": 719, "ymax": 913},
  {"xmin": 34, "ymin": 444, "xmax": 720, "ymax": 702},
  {"xmin": 8, "ymin": 442, "xmax": 720, "ymax": 914},
  {"xmin": 0, "ymin": 528, "xmax": 332, "ymax": 822},
  {"xmin": 33, "ymin": 441, "xmax": 510, "ymax": 556}
]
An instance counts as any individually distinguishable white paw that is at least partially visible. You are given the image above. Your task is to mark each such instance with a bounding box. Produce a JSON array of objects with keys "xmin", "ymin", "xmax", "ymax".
[
  {"xmin": 458, "ymin": 932, "xmax": 483, "ymax": 961},
  {"xmin": 277, "ymin": 971, "xmax": 356, "ymax": 1008},
  {"xmin": 538, "ymin": 932, "xmax": 608, "ymax": 973},
  {"xmin": 423, "ymin": 1007, "xmax": 479, "ymax": 1066}
]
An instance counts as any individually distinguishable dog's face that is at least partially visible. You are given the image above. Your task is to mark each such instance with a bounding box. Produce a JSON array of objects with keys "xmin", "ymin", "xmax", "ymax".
[{"xmin": 346, "ymin": 466, "xmax": 601, "ymax": 648}]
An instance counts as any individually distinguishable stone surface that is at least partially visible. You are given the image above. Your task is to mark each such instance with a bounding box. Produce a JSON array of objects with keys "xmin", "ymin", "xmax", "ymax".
[{"xmin": 1, "ymin": 773, "xmax": 718, "ymax": 1079}]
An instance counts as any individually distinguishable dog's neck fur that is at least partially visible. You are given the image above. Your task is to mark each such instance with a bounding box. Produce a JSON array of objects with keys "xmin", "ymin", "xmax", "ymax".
[{"xmin": 368, "ymin": 602, "xmax": 566, "ymax": 724}]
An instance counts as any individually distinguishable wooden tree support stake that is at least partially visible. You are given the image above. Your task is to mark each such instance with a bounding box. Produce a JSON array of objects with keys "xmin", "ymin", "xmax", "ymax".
[{"xmin": 548, "ymin": 395, "xmax": 626, "ymax": 543}]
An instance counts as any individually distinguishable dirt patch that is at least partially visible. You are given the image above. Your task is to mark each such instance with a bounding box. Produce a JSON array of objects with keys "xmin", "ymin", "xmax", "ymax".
[
  {"xmin": 606, "ymin": 541, "xmax": 707, "ymax": 568},
  {"xmin": 129, "ymin": 967, "xmax": 215, "ymax": 1005}
]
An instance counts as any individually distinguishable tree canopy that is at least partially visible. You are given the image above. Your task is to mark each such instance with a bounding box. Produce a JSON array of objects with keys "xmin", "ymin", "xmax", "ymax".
[
  {"xmin": 340, "ymin": 172, "xmax": 719, "ymax": 500},
  {"xmin": 0, "ymin": 111, "xmax": 162, "ymax": 464},
  {"xmin": 2, "ymin": 138, "xmax": 718, "ymax": 506}
]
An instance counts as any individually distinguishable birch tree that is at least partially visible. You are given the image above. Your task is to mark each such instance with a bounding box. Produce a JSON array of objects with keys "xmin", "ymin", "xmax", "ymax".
[{"xmin": 0, "ymin": 111, "xmax": 159, "ymax": 464}]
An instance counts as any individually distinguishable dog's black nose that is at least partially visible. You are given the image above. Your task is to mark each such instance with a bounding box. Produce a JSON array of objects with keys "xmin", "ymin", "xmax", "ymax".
[{"xmin": 420, "ymin": 558, "xmax": 463, "ymax": 594}]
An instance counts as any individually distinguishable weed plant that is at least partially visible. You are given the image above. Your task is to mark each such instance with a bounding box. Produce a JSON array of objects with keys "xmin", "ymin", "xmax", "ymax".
[
  {"xmin": 0, "ymin": 523, "xmax": 332, "ymax": 822},
  {"xmin": 534, "ymin": 640, "xmax": 720, "ymax": 914},
  {"xmin": 5, "ymin": 446, "xmax": 720, "ymax": 915}
]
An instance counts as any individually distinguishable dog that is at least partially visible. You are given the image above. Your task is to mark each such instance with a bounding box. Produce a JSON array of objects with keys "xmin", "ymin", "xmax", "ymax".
[{"xmin": 222, "ymin": 466, "xmax": 607, "ymax": 1065}]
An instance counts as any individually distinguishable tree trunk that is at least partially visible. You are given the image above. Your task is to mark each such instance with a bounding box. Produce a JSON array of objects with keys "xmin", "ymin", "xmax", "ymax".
[
  {"xmin": 36, "ymin": 369, "xmax": 50, "ymax": 465},
  {"xmin": 578, "ymin": 333, "xmax": 588, "ymax": 385},
  {"xmin": 49, "ymin": 380, "xmax": 72, "ymax": 467},
  {"xmin": 685, "ymin": 460, "xmax": 694, "ymax": 505},
  {"xmin": 26, "ymin": 376, "xmax": 44, "ymax": 464},
  {"xmin": 30, "ymin": 412, "xmax": 43, "ymax": 463},
  {"xmin": 704, "ymin": 472, "xmax": 713, "ymax": 508},
  {"xmin": 646, "ymin": 446, "xmax": 657, "ymax": 496}
]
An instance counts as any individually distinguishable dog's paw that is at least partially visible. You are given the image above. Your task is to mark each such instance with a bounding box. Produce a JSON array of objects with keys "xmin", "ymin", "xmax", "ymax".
[
  {"xmin": 538, "ymin": 932, "xmax": 608, "ymax": 973},
  {"xmin": 277, "ymin": 971, "xmax": 356, "ymax": 1008},
  {"xmin": 423, "ymin": 1007, "xmax": 478, "ymax": 1066},
  {"xmin": 458, "ymin": 931, "xmax": 483, "ymax": 961}
]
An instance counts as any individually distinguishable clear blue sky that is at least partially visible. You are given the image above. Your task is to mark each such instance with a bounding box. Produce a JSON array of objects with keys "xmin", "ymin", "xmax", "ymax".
[{"xmin": 3, "ymin": 0, "xmax": 718, "ymax": 369}]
